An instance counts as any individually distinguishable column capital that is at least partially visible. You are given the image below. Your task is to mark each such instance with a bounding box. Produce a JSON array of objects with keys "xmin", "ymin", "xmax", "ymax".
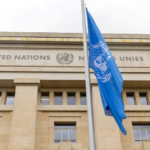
[
  {"xmin": 14, "ymin": 78, "xmax": 40, "ymax": 84},
  {"xmin": 91, "ymin": 79, "xmax": 98, "ymax": 85},
  {"xmin": 14, "ymin": 78, "xmax": 41, "ymax": 90}
]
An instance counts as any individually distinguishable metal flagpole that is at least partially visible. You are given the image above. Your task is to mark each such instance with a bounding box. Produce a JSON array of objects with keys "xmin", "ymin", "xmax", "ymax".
[{"xmin": 81, "ymin": 1, "xmax": 96, "ymax": 150}]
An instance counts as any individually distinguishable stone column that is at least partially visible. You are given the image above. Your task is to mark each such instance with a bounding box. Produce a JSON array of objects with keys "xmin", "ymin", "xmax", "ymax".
[
  {"xmin": 135, "ymin": 91, "xmax": 141, "ymax": 105},
  {"xmin": 76, "ymin": 91, "xmax": 81, "ymax": 105},
  {"xmin": 49, "ymin": 90, "xmax": 54, "ymax": 105},
  {"xmin": 8, "ymin": 78, "xmax": 40, "ymax": 150},
  {"xmin": 122, "ymin": 91, "xmax": 128, "ymax": 105},
  {"xmin": 91, "ymin": 84, "xmax": 123, "ymax": 150},
  {"xmin": 63, "ymin": 91, "xmax": 67, "ymax": 105}
]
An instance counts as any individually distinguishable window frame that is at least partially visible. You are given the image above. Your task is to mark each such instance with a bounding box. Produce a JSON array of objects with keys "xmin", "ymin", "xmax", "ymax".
[
  {"xmin": 54, "ymin": 92, "xmax": 63, "ymax": 105},
  {"xmin": 80, "ymin": 92, "xmax": 87, "ymax": 105},
  {"xmin": 5, "ymin": 92, "xmax": 15, "ymax": 105},
  {"xmin": 40, "ymin": 92, "xmax": 49, "ymax": 105},
  {"xmin": 139, "ymin": 93, "xmax": 148, "ymax": 105},
  {"xmin": 40, "ymin": 89, "xmax": 86, "ymax": 106},
  {"xmin": 67, "ymin": 92, "xmax": 76, "ymax": 105},
  {"xmin": 133, "ymin": 125, "xmax": 150, "ymax": 142},
  {"xmin": 122, "ymin": 89, "xmax": 150, "ymax": 106},
  {"xmin": 126, "ymin": 92, "xmax": 136, "ymax": 105},
  {"xmin": 54, "ymin": 124, "xmax": 76, "ymax": 143}
]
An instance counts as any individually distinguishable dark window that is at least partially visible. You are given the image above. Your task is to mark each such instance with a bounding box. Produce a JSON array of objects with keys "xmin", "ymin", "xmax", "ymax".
[
  {"xmin": 55, "ymin": 124, "xmax": 76, "ymax": 143},
  {"xmin": 54, "ymin": 92, "xmax": 62, "ymax": 105},
  {"xmin": 5, "ymin": 93, "xmax": 15, "ymax": 105},
  {"xmin": 127, "ymin": 93, "xmax": 135, "ymax": 105},
  {"xmin": 41, "ymin": 93, "xmax": 49, "ymax": 105},
  {"xmin": 67, "ymin": 93, "xmax": 76, "ymax": 105},
  {"xmin": 140, "ymin": 93, "xmax": 148, "ymax": 105},
  {"xmin": 80, "ymin": 93, "xmax": 87, "ymax": 105},
  {"xmin": 133, "ymin": 125, "xmax": 150, "ymax": 143}
]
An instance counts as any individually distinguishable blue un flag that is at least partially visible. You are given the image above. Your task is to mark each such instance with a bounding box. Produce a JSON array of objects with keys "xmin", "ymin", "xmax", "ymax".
[{"xmin": 86, "ymin": 8, "xmax": 127, "ymax": 135}]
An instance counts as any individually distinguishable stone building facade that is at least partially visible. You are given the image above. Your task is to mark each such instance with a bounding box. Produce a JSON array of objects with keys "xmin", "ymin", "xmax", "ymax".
[{"xmin": 0, "ymin": 32, "xmax": 150, "ymax": 150}]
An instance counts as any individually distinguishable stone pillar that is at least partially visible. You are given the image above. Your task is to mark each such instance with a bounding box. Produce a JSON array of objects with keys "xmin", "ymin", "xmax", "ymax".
[
  {"xmin": 122, "ymin": 91, "xmax": 128, "ymax": 105},
  {"xmin": 76, "ymin": 91, "xmax": 80, "ymax": 105},
  {"xmin": 8, "ymin": 78, "xmax": 40, "ymax": 150},
  {"xmin": 63, "ymin": 91, "xmax": 67, "ymax": 105},
  {"xmin": 92, "ymin": 84, "xmax": 123, "ymax": 150},
  {"xmin": 147, "ymin": 91, "xmax": 150, "ymax": 104},
  {"xmin": 49, "ymin": 90, "xmax": 54, "ymax": 105},
  {"xmin": 0, "ymin": 90, "xmax": 6, "ymax": 105},
  {"xmin": 135, "ymin": 91, "xmax": 141, "ymax": 105}
]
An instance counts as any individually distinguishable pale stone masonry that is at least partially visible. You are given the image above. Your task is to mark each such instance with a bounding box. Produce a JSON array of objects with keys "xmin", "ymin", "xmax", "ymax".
[
  {"xmin": 8, "ymin": 79, "xmax": 39, "ymax": 150},
  {"xmin": 0, "ymin": 32, "xmax": 149, "ymax": 150}
]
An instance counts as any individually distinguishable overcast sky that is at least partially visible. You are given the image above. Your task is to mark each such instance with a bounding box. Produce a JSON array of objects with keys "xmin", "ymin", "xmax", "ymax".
[{"xmin": 0, "ymin": 0, "xmax": 150, "ymax": 34}]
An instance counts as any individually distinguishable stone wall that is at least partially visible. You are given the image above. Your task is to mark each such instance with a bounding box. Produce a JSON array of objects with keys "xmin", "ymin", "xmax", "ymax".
[{"xmin": 35, "ymin": 112, "xmax": 88, "ymax": 150}]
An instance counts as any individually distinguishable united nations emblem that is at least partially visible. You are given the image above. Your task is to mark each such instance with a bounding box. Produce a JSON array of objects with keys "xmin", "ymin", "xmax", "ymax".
[
  {"xmin": 92, "ymin": 41, "xmax": 112, "ymax": 83},
  {"xmin": 94, "ymin": 54, "xmax": 111, "ymax": 82},
  {"xmin": 56, "ymin": 53, "xmax": 74, "ymax": 64}
]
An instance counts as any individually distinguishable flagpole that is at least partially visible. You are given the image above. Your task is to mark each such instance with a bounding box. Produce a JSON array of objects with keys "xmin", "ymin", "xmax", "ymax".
[{"xmin": 81, "ymin": 1, "xmax": 96, "ymax": 150}]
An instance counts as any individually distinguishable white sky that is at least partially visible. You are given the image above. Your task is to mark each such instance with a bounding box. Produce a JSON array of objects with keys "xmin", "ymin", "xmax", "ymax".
[{"xmin": 0, "ymin": 0, "xmax": 150, "ymax": 34}]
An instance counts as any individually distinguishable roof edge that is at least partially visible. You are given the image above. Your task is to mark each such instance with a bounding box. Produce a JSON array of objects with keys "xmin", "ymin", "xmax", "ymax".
[{"xmin": 0, "ymin": 32, "xmax": 150, "ymax": 39}]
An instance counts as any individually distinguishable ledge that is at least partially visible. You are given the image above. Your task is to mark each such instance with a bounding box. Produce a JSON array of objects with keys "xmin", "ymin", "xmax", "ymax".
[
  {"xmin": 125, "ymin": 105, "xmax": 150, "ymax": 112},
  {"xmin": 37, "ymin": 105, "xmax": 87, "ymax": 112},
  {"xmin": 0, "ymin": 105, "xmax": 13, "ymax": 111},
  {"xmin": 0, "ymin": 32, "xmax": 150, "ymax": 39},
  {"xmin": 14, "ymin": 78, "xmax": 40, "ymax": 84},
  {"xmin": 1, "ymin": 105, "xmax": 150, "ymax": 113}
]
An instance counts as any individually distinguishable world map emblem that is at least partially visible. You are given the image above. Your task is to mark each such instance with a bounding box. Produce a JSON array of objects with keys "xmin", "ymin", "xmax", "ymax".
[
  {"xmin": 94, "ymin": 54, "xmax": 111, "ymax": 82},
  {"xmin": 92, "ymin": 41, "xmax": 112, "ymax": 82},
  {"xmin": 56, "ymin": 53, "xmax": 74, "ymax": 64}
]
